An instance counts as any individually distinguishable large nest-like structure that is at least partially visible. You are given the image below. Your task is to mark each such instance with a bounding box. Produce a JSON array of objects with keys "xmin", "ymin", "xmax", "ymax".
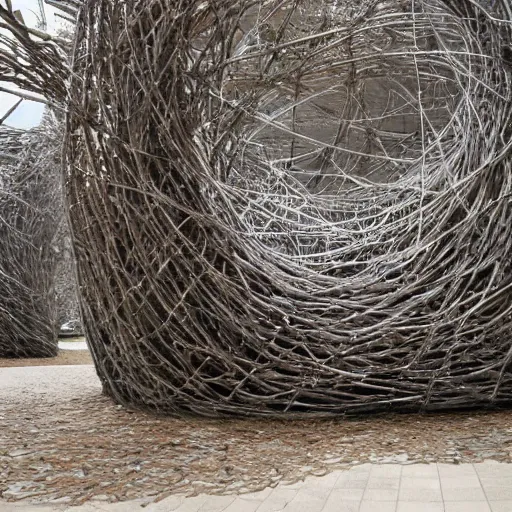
[
  {"xmin": 63, "ymin": 0, "xmax": 512, "ymax": 416},
  {"xmin": 0, "ymin": 120, "xmax": 62, "ymax": 357}
]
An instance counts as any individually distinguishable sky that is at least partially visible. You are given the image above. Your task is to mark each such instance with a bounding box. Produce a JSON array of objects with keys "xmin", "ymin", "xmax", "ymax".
[{"xmin": 0, "ymin": 0, "xmax": 62, "ymax": 129}]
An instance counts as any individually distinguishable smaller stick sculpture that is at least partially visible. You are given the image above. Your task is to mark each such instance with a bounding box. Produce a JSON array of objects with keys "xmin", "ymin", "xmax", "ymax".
[{"xmin": 0, "ymin": 119, "xmax": 62, "ymax": 358}]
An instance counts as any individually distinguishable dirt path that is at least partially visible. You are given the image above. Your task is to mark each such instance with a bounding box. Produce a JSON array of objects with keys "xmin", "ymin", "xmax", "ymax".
[{"xmin": 0, "ymin": 350, "xmax": 92, "ymax": 367}]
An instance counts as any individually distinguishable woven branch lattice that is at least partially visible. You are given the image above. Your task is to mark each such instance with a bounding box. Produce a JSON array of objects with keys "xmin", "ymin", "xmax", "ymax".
[
  {"xmin": 0, "ymin": 2, "xmax": 72, "ymax": 104},
  {"xmin": 64, "ymin": 0, "xmax": 512, "ymax": 416},
  {"xmin": 0, "ymin": 120, "xmax": 61, "ymax": 358}
]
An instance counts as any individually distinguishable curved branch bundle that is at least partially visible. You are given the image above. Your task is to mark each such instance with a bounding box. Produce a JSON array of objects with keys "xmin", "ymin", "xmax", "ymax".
[
  {"xmin": 0, "ymin": 120, "xmax": 61, "ymax": 358},
  {"xmin": 65, "ymin": 0, "xmax": 512, "ymax": 416},
  {"xmin": 0, "ymin": 2, "xmax": 73, "ymax": 105}
]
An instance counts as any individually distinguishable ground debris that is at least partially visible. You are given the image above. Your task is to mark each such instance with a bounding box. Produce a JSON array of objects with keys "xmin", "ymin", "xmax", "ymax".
[{"xmin": 1, "ymin": 389, "xmax": 512, "ymax": 506}]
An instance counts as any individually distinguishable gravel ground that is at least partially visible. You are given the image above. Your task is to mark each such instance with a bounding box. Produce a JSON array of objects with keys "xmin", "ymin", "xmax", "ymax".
[
  {"xmin": 1, "ymin": 365, "xmax": 512, "ymax": 507},
  {"xmin": 0, "ymin": 365, "xmax": 99, "ymax": 402}
]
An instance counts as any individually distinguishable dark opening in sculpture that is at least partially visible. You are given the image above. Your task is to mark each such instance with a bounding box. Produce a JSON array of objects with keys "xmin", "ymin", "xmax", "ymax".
[{"xmin": 63, "ymin": 0, "xmax": 512, "ymax": 416}]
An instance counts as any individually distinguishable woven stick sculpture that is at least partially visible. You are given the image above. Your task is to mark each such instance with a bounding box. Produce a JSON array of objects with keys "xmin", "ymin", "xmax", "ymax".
[
  {"xmin": 62, "ymin": 0, "xmax": 512, "ymax": 416},
  {"xmin": 0, "ymin": 1, "xmax": 76, "ymax": 358},
  {"xmin": 0, "ymin": 120, "xmax": 62, "ymax": 358},
  {"xmin": 0, "ymin": 0, "xmax": 84, "ymax": 355}
]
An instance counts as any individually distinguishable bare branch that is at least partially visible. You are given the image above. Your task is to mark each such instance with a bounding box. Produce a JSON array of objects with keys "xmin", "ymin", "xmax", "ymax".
[
  {"xmin": 0, "ymin": 85, "xmax": 48, "ymax": 104},
  {"xmin": 0, "ymin": 97, "xmax": 22, "ymax": 124}
]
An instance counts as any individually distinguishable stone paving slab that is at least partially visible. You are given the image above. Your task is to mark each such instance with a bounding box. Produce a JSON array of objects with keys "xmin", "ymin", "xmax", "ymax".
[{"xmin": 2, "ymin": 461, "xmax": 512, "ymax": 511}]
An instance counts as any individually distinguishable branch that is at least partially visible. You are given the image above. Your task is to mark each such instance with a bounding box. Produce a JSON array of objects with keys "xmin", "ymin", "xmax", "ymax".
[
  {"xmin": 0, "ymin": 86, "xmax": 48, "ymax": 104},
  {"xmin": 0, "ymin": 97, "xmax": 22, "ymax": 124}
]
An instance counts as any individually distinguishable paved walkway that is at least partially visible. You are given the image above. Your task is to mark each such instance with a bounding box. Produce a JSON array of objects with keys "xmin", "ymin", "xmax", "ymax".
[
  {"xmin": 2, "ymin": 461, "xmax": 512, "ymax": 511},
  {"xmin": 58, "ymin": 341, "xmax": 89, "ymax": 351}
]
